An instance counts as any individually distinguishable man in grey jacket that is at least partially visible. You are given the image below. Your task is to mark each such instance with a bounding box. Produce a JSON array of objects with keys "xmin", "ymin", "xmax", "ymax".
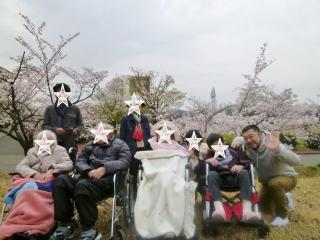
[
  {"xmin": 232, "ymin": 125, "xmax": 301, "ymax": 227},
  {"xmin": 50, "ymin": 128, "xmax": 131, "ymax": 240}
]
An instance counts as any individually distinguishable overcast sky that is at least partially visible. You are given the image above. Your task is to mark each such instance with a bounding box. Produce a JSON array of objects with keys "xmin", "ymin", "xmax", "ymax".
[{"xmin": 0, "ymin": 0, "xmax": 319, "ymax": 103}]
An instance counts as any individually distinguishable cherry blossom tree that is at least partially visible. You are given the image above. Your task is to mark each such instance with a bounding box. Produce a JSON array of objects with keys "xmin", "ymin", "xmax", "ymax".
[
  {"xmin": 229, "ymin": 43, "xmax": 317, "ymax": 134},
  {"xmin": 129, "ymin": 68, "xmax": 186, "ymax": 123},
  {"xmin": 0, "ymin": 14, "xmax": 107, "ymax": 154},
  {"xmin": 174, "ymin": 43, "xmax": 317, "ymax": 138},
  {"xmin": 174, "ymin": 97, "xmax": 232, "ymax": 135},
  {"xmin": 307, "ymin": 89, "xmax": 320, "ymax": 123},
  {"xmin": 0, "ymin": 52, "xmax": 43, "ymax": 154},
  {"xmin": 84, "ymin": 77, "xmax": 128, "ymax": 130}
]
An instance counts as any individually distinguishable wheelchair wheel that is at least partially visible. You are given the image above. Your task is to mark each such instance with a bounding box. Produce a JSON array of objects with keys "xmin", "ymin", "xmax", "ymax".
[
  {"xmin": 258, "ymin": 224, "xmax": 270, "ymax": 238},
  {"xmin": 202, "ymin": 219, "xmax": 211, "ymax": 236},
  {"xmin": 114, "ymin": 227, "xmax": 125, "ymax": 240},
  {"xmin": 124, "ymin": 174, "xmax": 135, "ymax": 226}
]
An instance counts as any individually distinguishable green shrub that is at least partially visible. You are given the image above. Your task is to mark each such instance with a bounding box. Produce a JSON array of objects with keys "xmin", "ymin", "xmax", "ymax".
[
  {"xmin": 294, "ymin": 139, "xmax": 309, "ymax": 151},
  {"xmin": 305, "ymin": 125, "xmax": 320, "ymax": 149},
  {"xmin": 280, "ymin": 132, "xmax": 298, "ymax": 148},
  {"xmin": 306, "ymin": 133, "xmax": 320, "ymax": 149},
  {"xmin": 219, "ymin": 132, "xmax": 236, "ymax": 145}
]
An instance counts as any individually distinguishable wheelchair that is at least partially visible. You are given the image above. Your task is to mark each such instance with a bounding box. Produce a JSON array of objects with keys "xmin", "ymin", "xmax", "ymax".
[
  {"xmin": 1, "ymin": 149, "xmax": 134, "ymax": 240},
  {"xmin": 199, "ymin": 163, "xmax": 270, "ymax": 238},
  {"xmin": 67, "ymin": 167, "xmax": 134, "ymax": 239},
  {"xmin": 0, "ymin": 172, "xmax": 56, "ymax": 240},
  {"xmin": 0, "ymin": 175, "xmax": 132, "ymax": 240},
  {"xmin": 133, "ymin": 150, "xmax": 197, "ymax": 240}
]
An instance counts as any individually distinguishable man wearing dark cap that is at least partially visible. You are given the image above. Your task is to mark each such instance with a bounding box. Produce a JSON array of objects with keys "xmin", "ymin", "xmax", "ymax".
[{"xmin": 42, "ymin": 83, "xmax": 83, "ymax": 154}]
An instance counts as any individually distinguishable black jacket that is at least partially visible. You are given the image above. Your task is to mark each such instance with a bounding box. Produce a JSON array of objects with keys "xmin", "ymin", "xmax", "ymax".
[
  {"xmin": 76, "ymin": 138, "xmax": 131, "ymax": 176},
  {"xmin": 42, "ymin": 104, "xmax": 83, "ymax": 132},
  {"xmin": 119, "ymin": 114, "xmax": 151, "ymax": 156},
  {"xmin": 42, "ymin": 104, "xmax": 84, "ymax": 150},
  {"xmin": 194, "ymin": 147, "xmax": 251, "ymax": 181}
]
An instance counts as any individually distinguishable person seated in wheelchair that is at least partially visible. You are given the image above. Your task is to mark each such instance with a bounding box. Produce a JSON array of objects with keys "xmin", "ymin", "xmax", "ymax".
[
  {"xmin": 148, "ymin": 120, "xmax": 189, "ymax": 156},
  {"xmin": 182, "ymin": 129, "xmax": 204, "ymax": 180},
  {"xmin": 134, "ymin": 121, "xmax": 196, "ymax": 239},
  {"xmin": 50, "ymin": 123, "xmax": 131, "ymax": 240},
  {"xmin": 196, "ymin": 133, "xmax": 261, "ymax": 223},
  {"xmin": 0, "ymin": 130, "xmax": 73, "ymax": 240}
]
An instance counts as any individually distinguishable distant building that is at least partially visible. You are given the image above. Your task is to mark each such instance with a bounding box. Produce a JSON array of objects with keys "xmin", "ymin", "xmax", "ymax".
[
  {"xmin": 114, "ymin": 74, "xmax": 151, "ymax": 97},
  {"xmin": 0, "ymin": 66, "xmax": 13, "ymax": 79}
]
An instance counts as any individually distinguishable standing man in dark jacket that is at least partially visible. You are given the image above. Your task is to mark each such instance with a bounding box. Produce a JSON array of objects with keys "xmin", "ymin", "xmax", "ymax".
[
  {"xmin": 50, "ymin": 123, "xmax": 131, "ymax": 240},
  {"xmin": 120, "ymin": 93, "xmax": 151, "ymax": 198},
  {"xmin": 42, "ymin": 83, "xmax": 83, "ymax": 153}
]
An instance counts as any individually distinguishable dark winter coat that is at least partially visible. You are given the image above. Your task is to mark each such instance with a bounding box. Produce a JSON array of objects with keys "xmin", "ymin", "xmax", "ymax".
[
  {"xmin": 42, "ymin": 104, "xmax": 83, "ymax": 150},
  {"xmin": 119, "ymin": 114, "xmax": 151, "ymax": 156},
  {"xmin": 194, "ymin": 147, "xmax": 251, "ymax": 180},
  {"xmin": 76, "ymin": 138, "xmax": 131, "ymax": 176}
]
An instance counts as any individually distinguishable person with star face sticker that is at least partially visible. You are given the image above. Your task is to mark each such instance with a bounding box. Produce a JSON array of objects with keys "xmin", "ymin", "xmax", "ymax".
[
  {"xmin": 148, "ymin": 120, "xmax": 189, "ymax": 156},
  {"xmin": 42, "ymin": 83, "xmax": 83, "ymax": 156},
  {"xmin": 120, "ymin": 94, "xmax": 151, "ymax": 199},
  {"xmin": 182, "ymin": 129, "xmax": 203, "ymax": 180},
  {"xmin": 0, "ymin": 130, "xmax": 73, "ymax": 239},
  {"xmin": 15, "ymin": 130, "xmax": 73, "ymax": 181},
  {"xmin": 133, "ymin": 122, "xmax": 197, "ymax": 239},
  {"xmin": 50, "ymin": 123, "xmax": 131, "ymax": 240},
  {"xmin": 195, "ymin": 133, "xmax": 261, "ymax": 223}
]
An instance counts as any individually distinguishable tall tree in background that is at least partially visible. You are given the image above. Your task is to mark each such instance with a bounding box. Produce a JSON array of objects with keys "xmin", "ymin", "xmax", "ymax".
[
  {"xmin": 232, "ymin": 43, "xmax": 302, "ymax": 132},
  {"xmin": 174, "ymin": 43, "xmax": 318, "ymax": 137},
  {"xmin": 0, "ymin": 52, "xmax": 41, "ymax": 154},
  {"xmin": 129, "ymin": 68, "xmax": 186, "ymax": 123},
  {"xmin": 84, "ymin": 77, "xmax": 128, "ymax": 130},
  {"xmin": 0, "ymin": 14, "xmax": 107, "ymax": 154},
  {"xmin": 174, "ymin": 96, "xmax": 232, "ymax": 135}
]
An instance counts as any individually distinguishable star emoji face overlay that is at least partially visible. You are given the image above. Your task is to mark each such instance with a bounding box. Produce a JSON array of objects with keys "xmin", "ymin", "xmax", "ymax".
[
  {"xmin": 186, "ymin": 131, "xmax": 202, "ymax": 151},
  {"xmin": 124, "ymin": 93, "xmax": 144, "ymax": 115},
  {"xmin": 211, "ymin": 138, "xmax": 229, "ymax": 159},
  {"xmin": 54, "ymin": 84, "xmax": 71, "ymax": 107},
  {"xmin": 155, "ymin": 122, "xmax": 175, "ymax": 144},
  {"xmin": 89, "ymin": 122, "xmax": 113, "ymax": 144},
  {"xmin": 34, "ymin": 132, "xmax": 56, "ymax": 155}
]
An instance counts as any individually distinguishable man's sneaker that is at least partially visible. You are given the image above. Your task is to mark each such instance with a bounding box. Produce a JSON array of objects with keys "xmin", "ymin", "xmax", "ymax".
[
  {"xmin": 270, "ymin": 216, "xmax": 289, "ymax": 227},
  {"xmin": 286, "ymin": 192, "xmax": 294, "ymax": 211},
  {"xmin": 80, "ymin": 228, "xmax": 102, "ymax": 240},
  {"xmin": 49, "ymin": 225, "xmax": 73, "ymax": 240}
]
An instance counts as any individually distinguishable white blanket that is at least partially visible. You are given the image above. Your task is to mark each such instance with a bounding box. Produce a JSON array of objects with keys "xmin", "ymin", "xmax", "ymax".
[{"xmin": 134, "ymin": 149, "xmax": 196, "ymax": 239}]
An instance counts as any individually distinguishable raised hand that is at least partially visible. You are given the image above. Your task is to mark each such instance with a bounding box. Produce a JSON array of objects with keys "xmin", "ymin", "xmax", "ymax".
[
  {"xmin": 266, "ymin": 131, "xmax": 280, "ymax": 153},
  {"xmin": 231, "ymin": 136, "xmax": 242, "ymax": 149}
]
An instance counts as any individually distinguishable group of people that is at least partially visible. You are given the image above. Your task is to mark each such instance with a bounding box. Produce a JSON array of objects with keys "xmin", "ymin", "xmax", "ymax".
[{"xmin": 0, "ymin": 82, "xmax": 301, "ymax": 240}]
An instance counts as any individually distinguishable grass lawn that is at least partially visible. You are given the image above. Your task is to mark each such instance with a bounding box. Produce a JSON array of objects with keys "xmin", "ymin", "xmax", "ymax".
[{"xmin": 1, "ymin": 166, "xmax": 320, "ymax": 239}]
